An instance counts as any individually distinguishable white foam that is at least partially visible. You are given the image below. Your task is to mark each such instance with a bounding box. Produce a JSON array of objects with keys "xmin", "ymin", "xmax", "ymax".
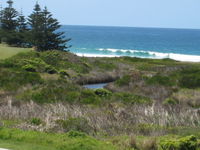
[
  {"xmin": 75, "ymin": 53, "xmax": 120, "ymax": 58},
  {"xmin": 75, "ymin": 48, "xmax": 200, "ymax": 62}
]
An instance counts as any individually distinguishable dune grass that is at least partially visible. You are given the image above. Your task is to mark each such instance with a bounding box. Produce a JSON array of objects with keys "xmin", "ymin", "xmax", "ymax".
[{"xmin": 0, "ymin": 44, "xmax": 31, "ymax": 60}]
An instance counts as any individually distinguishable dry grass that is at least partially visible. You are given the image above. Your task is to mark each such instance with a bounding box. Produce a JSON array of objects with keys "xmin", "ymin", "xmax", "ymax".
[
  {"xmin": 0, "ymin": 99, "xmax": 199, "ymax": 135},
  {"xmin": 140, "ymin": 138, "xmax": 157, "ymax": 150}
]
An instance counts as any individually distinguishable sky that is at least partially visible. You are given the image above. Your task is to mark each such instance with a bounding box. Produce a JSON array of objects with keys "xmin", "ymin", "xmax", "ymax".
[{"xmin": 1, "ymin": 0, "xmax": 200, "ymax": 29}]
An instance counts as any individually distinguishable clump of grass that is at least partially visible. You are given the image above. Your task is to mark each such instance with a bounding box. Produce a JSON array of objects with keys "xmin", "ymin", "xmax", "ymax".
[{"xmin": 30, "ymin": 118, "xmax": 43, "ymax": 126}]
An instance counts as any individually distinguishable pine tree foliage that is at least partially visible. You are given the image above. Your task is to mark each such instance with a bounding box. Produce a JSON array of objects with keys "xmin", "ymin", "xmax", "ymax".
[
  {"xmin": 28, "ymin": 4, "xmax": 70, "ymax": 51},
  {"xmin": 0, "ymin": 1, "xmax": 70, "ymax": 51},
  {"xmin": 0, "ymin": 0, "xmax": 19, "ymax": 45}
]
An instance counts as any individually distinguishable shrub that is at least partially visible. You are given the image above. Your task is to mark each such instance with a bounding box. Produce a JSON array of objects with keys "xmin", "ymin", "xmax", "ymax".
[
  {"xmin": 80, "ymin": 89, "xmax": 101, "ymax": 104},
  {"xmin": 56, "ymin": 117, "xmax": 92, "ymax": 134},
  {"xmin": 179, "ymin": 74, "xmax": 200, "ymax": 89},
  {"xmin": 59, "ymin": 70, "xmax": 70, "ymax": 77},
  {"xmin": 94, "ymin": 60, "xmax": 116, "ymax": 70},
  {"xmin": 160, "ymin": 135, "xmax": 198, "ymax": 150},
  {"xmin": 67, "ymin": 130, "xmax": 86, "ymax": 138},
  {"xmin": 94, "ymin": 89, "xmax": 112, "ymax": 97},
  {"xmin": 163, "ymin": 98, "xmax": 178, "ymax": 105},
  {"xmin": 115, "ymin": 75, "xmax": 131, "ymax": 86},
  {"xmin": 30, "ymin": 118, "xmax": 42, "ymax": 126},
  {"xmin": 0, "ymin": 69, "xmax": 43, "ymax": 91},
  {"xmin": 65, "ymin": 92, "xmax": 81, "ymax": 103},
  {"xmin": 22, "ymin": 64, "xmax": 36, "ymax": 72},
  {"xmin": 146, "ymin": 74, "xmax": 175, "ymax": 86},
  {"xmin": 45, "ymin": 65, "xmax": 57, "ymax": 74}
]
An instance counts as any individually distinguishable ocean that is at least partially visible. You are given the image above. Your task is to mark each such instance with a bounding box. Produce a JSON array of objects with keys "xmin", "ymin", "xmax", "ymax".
[{"xmin": 61, "ymin": 25, "xmax": 200, "ymax": 62}]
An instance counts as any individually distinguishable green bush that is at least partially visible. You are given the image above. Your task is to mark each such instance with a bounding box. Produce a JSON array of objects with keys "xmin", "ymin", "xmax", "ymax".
[
  {"xmin": 80, "ymin": 89, "xmax": 100, "ymax": 104},
  {"xmin": 67, "ymin": 130, "xmax": 86, "ymax": 138},
  {"xmin": 56, "ymin": 117, "xmax": 92, "ymax": 134},
  {"xmin": 59, "ymin": 70, "xmax": 70, "ymax": 77},
  {"xmin": 115, "ymin": 75, "xmax": 131, "ymax": 86},
  {"xmin": 94, "ymin": 60, "xmax": 116, "ymax": 70},
  {"xmin": 163, "ymin": 98, "xmax": 178, "ymax": 105},
  {"xmin": 179, "ymin": 74, "xmax": 200, "ymax": 89},
  {"xmin": 0, "ymin": 69, "xmax": 43, "ymax": 91},
  {"xmin": 146, "ymin": 74, "xmax": 175, "ymax": 86},
  {"xmin": 22, "ymin": 64, "xmax": 37, "ymax": 72},
  {"xmin": 45, "ymin": 65, "xmax": 57, "ymax": 74},
  {"xmin": 30, "ymin": 118, "xmax": 42, "ymax": 126},
  {"xmin": 94, "ymin": 89, "xmax": 112, "ymax": 97},
  {"xmin": 65, "ymin": 92, "xmax": 81, "ymax": 103},
  {"xmin": 160, "ymin": 135, "xmax": 198, "ymax": 150},
  {"xmin": 18, "ymin": 80, "xmax": 80, "ymax": 103}
]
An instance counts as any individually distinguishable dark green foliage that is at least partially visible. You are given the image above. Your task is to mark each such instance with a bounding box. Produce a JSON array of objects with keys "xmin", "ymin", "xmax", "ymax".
[
  {"xmin": 30, "ymin": 118, "xmax": 42, "ymax": 126},
  {"xmin": 160, "ymin": 135, "xmax": 198, "ymax": 150},
  {"xmin": 67, "ymin": 130, "xmax": 87, "ymax": 138},
  {"xmin": 94, "ymin": 60, "xmax": 116, "ymax": 70},
  {"xmin": 45, "ymin": 65, "xmax": 57, "ymax": 74},
  {"xmin": 16, "ymin": 14, "xmax": 29, "ymax": 47},
  {"xmin": 59, "ymin": 70, "xmax": 70, "ymax": 77},
  {"xmin": 178, "ymin": 68, "xmax": 200, "ymax": 89},
  {"xmin": 56, "ymin": 117, "xmax": 92, "ymax": 134},
  {"xmin": 18, "ymin": 79, "xmax": 80, "ymax": 103},
  {"xmin": 94, "ymin": 89, "xmax": 112, "ymax": 97},
  {"xmin": 22, "ymin": 64, "xmax": 37, "ymax": 72},
  {"xmin": 0, "ymin": 0, "xmax": 28, "ymax": 46},
  {"xmin": 0, "ymin": 69, "xmax": 43, "ymax": 90},
  {"xmin": 113, "ymin": 92, "xmax": 152, "ymax": 104},
  {"xmin": 163, "ymin": 98, "xmax": 178, "ymax": 105},
  {"xmin": 146, "ymin": 74, "xmax": 175, "ymax": 86},
  {"xmin": 28, "ymin": 4, "xmax": 70, "ymax": 51},
  {"xmin": 1, "ymin": 1, "xmax": 18, "ymax": 31},
  {"xmin": 80, "ymin": 89, "xmax": 101, "ymax": 104},
  {"xmin": 115, "ymin": 75, "xmax": 131, "ymax": 86}
]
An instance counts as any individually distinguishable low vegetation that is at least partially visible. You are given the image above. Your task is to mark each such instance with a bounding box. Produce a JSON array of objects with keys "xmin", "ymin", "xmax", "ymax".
[{"xmin": 0, "ymin": 45, "xmax": 200, "ymax": 149}]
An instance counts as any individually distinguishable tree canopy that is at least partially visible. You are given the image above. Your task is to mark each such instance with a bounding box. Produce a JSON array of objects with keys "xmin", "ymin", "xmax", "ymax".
[{"xmin": 0, "ymin": 0, "xmax": 70, "ymax": 51}]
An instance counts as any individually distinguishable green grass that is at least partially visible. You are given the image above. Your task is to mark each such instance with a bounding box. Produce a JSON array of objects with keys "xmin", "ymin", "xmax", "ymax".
[
  {"xmin": 0, "ymin": 128, "xmax": 117, "ymax": 150},
  {"xmin": 0, "ymin": 44, "xmax": 31, "ymax": 59},
  {"xmin": 0, "ymin": 140, "xmax": 56, "ymax": 150}
]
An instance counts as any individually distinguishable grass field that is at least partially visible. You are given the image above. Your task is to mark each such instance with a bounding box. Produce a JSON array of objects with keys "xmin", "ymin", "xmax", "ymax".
[
  {"xmin": 0, "ymin": 128, "xmax": 116, "ymax": 150},
  {"xmin": 0, "ymin": 44, "xmax": 31, "ymax": 59}
]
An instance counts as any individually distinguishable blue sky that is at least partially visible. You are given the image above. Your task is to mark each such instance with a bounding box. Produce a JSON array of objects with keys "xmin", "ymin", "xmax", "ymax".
[{"xmin": 1, "ymin": 0, "xmax": 200, "ymax": 29}]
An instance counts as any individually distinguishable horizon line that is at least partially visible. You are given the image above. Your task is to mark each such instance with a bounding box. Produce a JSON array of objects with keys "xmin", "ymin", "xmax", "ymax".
[{"xmin": 61, "ymin": 24, "xmax": 200, "ymax": 30}]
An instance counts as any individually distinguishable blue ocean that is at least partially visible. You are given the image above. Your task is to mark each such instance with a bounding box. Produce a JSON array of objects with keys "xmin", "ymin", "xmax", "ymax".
[{"xmin": 61, "ymin": 25, "xmax": 200, "ymax": 62}]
